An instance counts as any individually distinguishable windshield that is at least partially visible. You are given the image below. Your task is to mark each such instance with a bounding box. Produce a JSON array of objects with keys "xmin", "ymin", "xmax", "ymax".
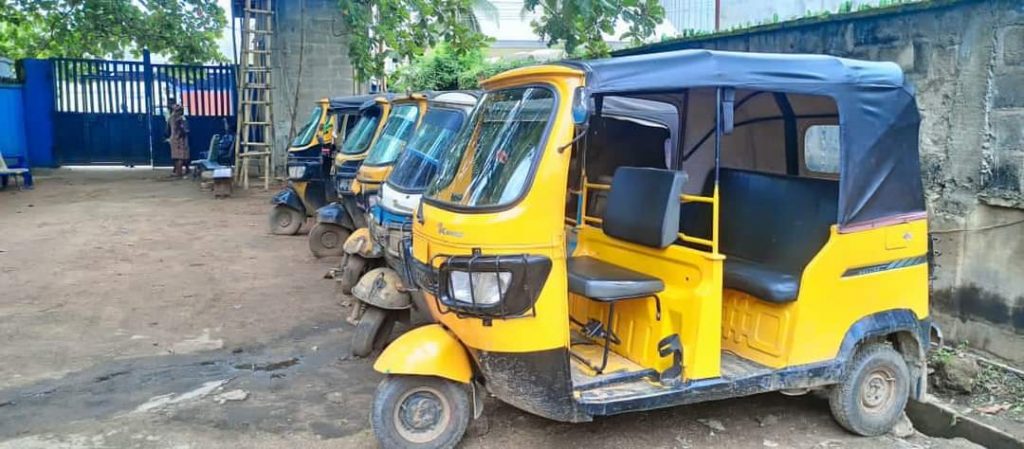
[
  {"xmin": 340, "ymin": 108, "xmax": 382, "ymax": 154},
  {"xmin": 290, "ymin": 106, "xmax": 322, "ymax": 147},
  {"xmin": 425, "ymin": 87, "xmax": 555, "ymax": 208},
  {"xmin": 364, "ymin": 104, "xmax": 420, "ymax": 165},
  {"xmin": 387, "ymin": 108, "xmax": 467, "ymax": 192}
]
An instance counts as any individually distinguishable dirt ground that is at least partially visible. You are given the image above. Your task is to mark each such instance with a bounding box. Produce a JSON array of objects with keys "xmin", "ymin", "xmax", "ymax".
[{"xmin": 0, "ymin": 169, "xmax": 985, "ymax": 448}]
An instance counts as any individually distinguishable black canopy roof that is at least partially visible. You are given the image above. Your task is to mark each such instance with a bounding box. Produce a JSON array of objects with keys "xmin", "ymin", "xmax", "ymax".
[
  {"xmin": 328, "ymin": 93, "xmax": 395, "ymax": 113},
  {"xmin": 561, "ymin": 49, "xmax": 924, "ymax": 229}
]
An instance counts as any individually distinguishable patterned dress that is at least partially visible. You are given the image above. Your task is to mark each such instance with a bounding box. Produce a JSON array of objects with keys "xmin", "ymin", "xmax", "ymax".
[{"xmin": 167, "ymin": 106, "xmax": 190, "ymax": 160}]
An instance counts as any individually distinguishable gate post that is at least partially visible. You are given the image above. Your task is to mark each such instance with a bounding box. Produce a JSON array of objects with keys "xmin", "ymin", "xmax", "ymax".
[
  {"xmin": 143, "ymin": 49, "xmax": 155, "ymax": 166},
  {"xmin": 21, "ymin": 59, "xmax": 56, "ymax": 167}
]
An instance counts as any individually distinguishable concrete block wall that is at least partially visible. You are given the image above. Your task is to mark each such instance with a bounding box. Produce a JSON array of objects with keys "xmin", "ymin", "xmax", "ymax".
[
  {"xmin": 271, "ymin": 0, "xmax": 356, "ymax": 172},
  {"xmin": 621, "ymin": 0, "xmax": 1024, "ymax": 362}
]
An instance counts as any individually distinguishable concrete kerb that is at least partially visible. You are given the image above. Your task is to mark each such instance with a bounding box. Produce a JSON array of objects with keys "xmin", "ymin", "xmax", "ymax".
[{"xmin": 906, "ymin": 396, "xmax": 1024, "ymax": 449}]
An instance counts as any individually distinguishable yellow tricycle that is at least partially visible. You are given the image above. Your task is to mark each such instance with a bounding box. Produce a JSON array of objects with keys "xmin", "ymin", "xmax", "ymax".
[{"xmin": 370, "ymin": 50, "xmax": 939, "ymax": 448}]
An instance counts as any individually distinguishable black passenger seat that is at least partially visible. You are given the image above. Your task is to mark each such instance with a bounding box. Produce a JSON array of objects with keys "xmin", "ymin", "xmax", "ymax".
[
  {"xmin": 568, "ymin": 256, "xmax": 664, "ymax": 300},
  {"xmin": 716, "ymin": 169, "xmax": 839, "ymax": 303},
  {"xmin": 567, "ymin": 167, "xmax": 685, "ymax": 373}
]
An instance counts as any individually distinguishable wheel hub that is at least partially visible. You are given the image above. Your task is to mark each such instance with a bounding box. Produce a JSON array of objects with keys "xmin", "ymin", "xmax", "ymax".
[
  {"xmin": 394, "ymin": 387, "xmax": 449, "ymax": 443},
  {"xmin": 320, "ymin": 230, "xmax": 339, "ymax": 248},
  {"xmin": 276, "ymin": 211, "xmax": 293, "ymax": 227},
  {"xmin": 861, "ymin": 368, "xmax": 896, "ymax": 412}
]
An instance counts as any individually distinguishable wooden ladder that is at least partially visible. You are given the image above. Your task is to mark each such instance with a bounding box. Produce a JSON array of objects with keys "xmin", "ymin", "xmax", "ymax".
[{"xmin": 234, "ymin": 0, "xmax": 275, "ymax": 190}]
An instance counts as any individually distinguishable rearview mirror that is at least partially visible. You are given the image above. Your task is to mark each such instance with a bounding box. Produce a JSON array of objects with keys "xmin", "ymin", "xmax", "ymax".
[
  {"xmin": 721, "ymin": 87, "xmax": 735, "ymax": 135},
  {"xmin": 572, "ymin": 87, "xmax": 589, "ymax": 125}
]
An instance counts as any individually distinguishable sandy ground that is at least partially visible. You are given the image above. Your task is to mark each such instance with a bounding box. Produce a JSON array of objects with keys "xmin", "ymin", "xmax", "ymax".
[{"xmin": 0, "ymin": 169, "xmax": 984, "ymax": 448}]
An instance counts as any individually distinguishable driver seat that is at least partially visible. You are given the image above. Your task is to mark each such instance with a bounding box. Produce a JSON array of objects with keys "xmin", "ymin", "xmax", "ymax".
[{"xmin": 568, "ymin": 167, "xmax": 686, "ymax": 373}]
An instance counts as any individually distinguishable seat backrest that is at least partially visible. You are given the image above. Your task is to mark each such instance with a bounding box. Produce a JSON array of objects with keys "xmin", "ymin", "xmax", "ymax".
[
  {"xmin": 718, "ymin": 168, "xmax": 838, "ymax": 274},
  {"xmin": 603, "ymin": 167, "xmax": 687, "ymax": 248}
]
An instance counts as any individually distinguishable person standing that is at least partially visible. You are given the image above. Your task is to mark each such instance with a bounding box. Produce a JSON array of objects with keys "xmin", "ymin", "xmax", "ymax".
[{"xmin": 167, "ymin": 98, "xmax": 190, "ymax": 177}]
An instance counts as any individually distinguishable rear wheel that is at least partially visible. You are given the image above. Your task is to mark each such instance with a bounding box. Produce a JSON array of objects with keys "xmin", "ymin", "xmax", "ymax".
[
  {"xmin": 829, "ymin": 343, "xmax": 910, "ymax": 436},
  {"xmin": 352, "ymin": 306, "xmax": 396, "ymax": 357},
  {"xmin": 371, "ymin": 375, "xmax": 471, "ymax": 449},
  {"xmin": 269, "ymin": 205, "xmax": 303, "ymax": 235},
  {"xmin": 309, "ymin": 223, "xmax": 349, "ymax": 257}
]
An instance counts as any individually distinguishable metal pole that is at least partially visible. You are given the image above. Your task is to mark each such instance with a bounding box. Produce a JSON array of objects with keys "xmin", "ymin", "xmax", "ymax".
[
  {"xmin": 143, "ymin": 49, "xmax": 155, "ymax": 167},
  {"xmin": 715, "ymin": 0, "xmax": 721, "ymax": 32}
]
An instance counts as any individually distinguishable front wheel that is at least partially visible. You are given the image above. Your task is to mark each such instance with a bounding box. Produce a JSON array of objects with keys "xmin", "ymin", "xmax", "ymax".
[
  {"xmin": 309, "ymin": 223, "xmax": 349, "ymax": 258},
  {"xmin": 268, "ymin": 205, "xmax": 304, "ymax": 235},
  {"xmin": 352, "ymin": 306, "xmax": 396, "ymax": 357},
  {"xmin": 371, "ymin": 375, "xmax": 471, "ymax": 449},
  {"xmin": 336, "ymin": 254, "xmax": 366, "ymax": 295},
  {"xmin": 829, "ymin": 343, "xmax": 911, "ymax": 436}
]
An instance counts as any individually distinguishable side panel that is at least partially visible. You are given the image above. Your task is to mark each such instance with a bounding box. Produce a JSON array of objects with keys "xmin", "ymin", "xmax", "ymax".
[
  {"xmin": 721, "ymin": 220, "xmax": 930, "ymax": 367},
  {"xmin": 569, "ymin": 228, "xmax": 724, "ymax": 380},
  {"xmin": 472, "ymin": 348, "xmax": 587, "ymax": 422},
  {"xmin": 788, "ymin": 220, "xmax": 930, "ymax": 366}
]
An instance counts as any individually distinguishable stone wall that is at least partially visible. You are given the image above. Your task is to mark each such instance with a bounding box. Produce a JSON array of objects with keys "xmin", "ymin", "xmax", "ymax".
[
  {"xmin": 271, "ymin": 0, "xmax": 356, "ymax": 171},
  {"xmin": 617, "ymin": 0, "xmax": 1024, "ymax": 362}
]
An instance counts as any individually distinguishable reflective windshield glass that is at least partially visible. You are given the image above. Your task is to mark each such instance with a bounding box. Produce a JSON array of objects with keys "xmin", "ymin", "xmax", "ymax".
[
  {"xmin": 425, "ymin": 87, "xmax": 555, "ymax": 208},
  {"xmin": 364, "ymin": 105, "xmax": 420, "ymax": 165},
  {"xmin": 340, "ymin": 109, "xmax": 381, "ymax": 154},
  {"xmin": 290, "ymin": 107, "xmax": 322, "ymax": 147},
  {"xmin": 387, "ymin": 108, "xmax": 467, "ymax": 192}
]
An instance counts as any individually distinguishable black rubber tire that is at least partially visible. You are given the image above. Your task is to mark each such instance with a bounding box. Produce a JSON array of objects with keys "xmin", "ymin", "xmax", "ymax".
[
  {"xmin": 829, "ymin": 343, "xmax": 910, "ymax": 436},
  {"xmin": 308, "ymin": 223, "xmax": 349, "ymax": 258},
  {"xmin": 371, "ymin": 375, "xmax": 471, "ymax": 449},
  {"xmin": 352, "ymin": 306, "xmax": 396, "ymax": 357},
  {"xmin": 337, "ymin": 254, "xmax": 367, "ymax": 295},
  {"xmin": 268, "ymin": 205, "xmax": 304, "ymax": 235}
]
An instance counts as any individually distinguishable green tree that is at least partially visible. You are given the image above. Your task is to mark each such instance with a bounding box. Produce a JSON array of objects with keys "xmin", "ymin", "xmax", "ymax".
[
  {"xmin": 0, "ymin": 0, "xmax": 226, "ymax": 63},
  {"xmin": 339, "ymin": 0, "xmax": 492, "ymax": 84},
  {"xmin": 523, "ymin": 0, "xmax": 665, "ymax": 58},
  {"xmin": 391, "ymin": 43, "xmax": 541, "ymax": 91}
]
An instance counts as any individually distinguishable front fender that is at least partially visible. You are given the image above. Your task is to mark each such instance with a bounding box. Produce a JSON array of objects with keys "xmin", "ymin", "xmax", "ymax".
[
  {"xmin": 343, "ymin": 227, "xmax": 381, "ymax": 258},
  {"xmin": 271, "ymin": 188, "xmax": 305, "ymax": 215},
  {"xmin": 316, "ymin": 202, "xmax": 354, "ymax": 229},
  {"xmin": 373, "ymin": 324, "xmax": 472, "ymax": 384}
]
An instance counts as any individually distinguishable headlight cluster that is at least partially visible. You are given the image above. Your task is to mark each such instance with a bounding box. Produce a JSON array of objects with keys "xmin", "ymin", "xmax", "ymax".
[
  {"xmin": 434, "ymin": 254, "xmax": 552, "ymax": 318},
  {"xmin": 287, "ymin": 165, "xmax": 306, "ymax": 180},
  {"xmin": 448, "ymin": 271, "xmax": 512, "ymax": 306},
  {"xmin": 336, "ymin": 177, "xmax": 352, "ymax": 192}
]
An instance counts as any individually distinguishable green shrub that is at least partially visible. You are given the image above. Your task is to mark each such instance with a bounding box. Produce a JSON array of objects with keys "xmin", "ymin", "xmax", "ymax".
[{"xmin": 392, "ymin": 44, "xmax": 545, "ymax": 92}]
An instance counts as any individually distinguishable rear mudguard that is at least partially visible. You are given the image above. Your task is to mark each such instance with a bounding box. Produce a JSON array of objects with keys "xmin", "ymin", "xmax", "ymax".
[
  {"xmin": 271, "ymin": 187, "xmax": 305, "ymax": 216},
  {"xmin": 316, "ymin": 202, "xmax": 354, "ymax": 230},
  {"xmin": 373, "ymin": 324, "xmax": 473, "ymax": 383}
]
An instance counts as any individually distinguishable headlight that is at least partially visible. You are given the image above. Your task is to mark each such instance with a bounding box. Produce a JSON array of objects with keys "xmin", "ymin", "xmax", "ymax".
[
  {"xmin": 337, "ymin": 177, "xmax": 352, "ymax": 192},
  {"xmin": 288, "ymin": 166, "xmax": 306, "ymax": 179},
  {"xmin": 448, "ymin": 271, "xmax": 512, "ymax": 305}
]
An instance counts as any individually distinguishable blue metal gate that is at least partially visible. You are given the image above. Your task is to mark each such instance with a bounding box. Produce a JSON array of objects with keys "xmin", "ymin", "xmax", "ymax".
[{"xmin": 52, "ymin": 53, "xmax": 236, "ymax": 166}]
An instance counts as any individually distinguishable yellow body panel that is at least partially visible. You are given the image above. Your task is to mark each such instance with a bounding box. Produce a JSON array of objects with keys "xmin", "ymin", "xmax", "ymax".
[
  {"xmin": 332, "ymin": 97, "xmax": 392, "ymax": 167},
  {"xmin": 569, "ymin": 227, "xmax": 724, "ymax": 379},
  {"xmin": 415, "ymin": 70, "xmax": 584, "ymax": 355},
  {"xmin": 373, "ymin": 324, "xmax": 473, "ymax": 383},
  {"xmin": 355, "ymin": 164, "xmax": 392, "ymax": 195},
  {"xmin": 354, "ymin": 96, "xmax": 428, "ymax": 185},
  {"xmin": 289, "ymin": 98, "xmax": 334, "ymax": 153}
]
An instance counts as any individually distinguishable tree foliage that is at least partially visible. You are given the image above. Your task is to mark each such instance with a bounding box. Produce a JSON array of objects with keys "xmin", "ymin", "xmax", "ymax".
[
  {"xmin": 339, "ymin": 0, "xmax": 492, "ymax": 84},
  {"xmin": 0, "ymin": 0, "xmax": 226, "ymax": 63},
  {"xmin": 391, "ymin": 43, "xmax": 540, "ymax": 91},
  {"xmin": 524, "ymin": 0, "xmax": 665, "ymax": 58}
]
